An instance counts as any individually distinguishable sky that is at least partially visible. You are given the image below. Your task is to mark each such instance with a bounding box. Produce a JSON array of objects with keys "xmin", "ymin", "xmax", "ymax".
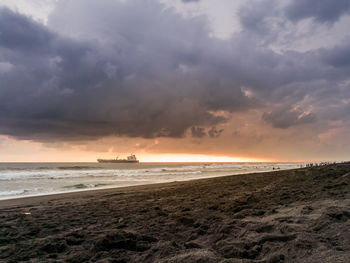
[{"xmin": 0, "ymin": 0, "xmax": 350, "ymax": 162}]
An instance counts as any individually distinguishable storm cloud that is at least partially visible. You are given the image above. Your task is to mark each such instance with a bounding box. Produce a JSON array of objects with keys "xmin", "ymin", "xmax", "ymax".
[
  {"xmin": 262, "ymin": 107, "xmax": 316, "ymax": 129},
  {"xmin": 285, "ymin": 0, "xmax": 350, "ymax": 23},
  {"xmin": 182, "ymin": 0, "xmax": 200, "ymax": 3},
  {"xmin": 0, "ymin": 2, "xmax": 236, "ymax": 140},
  {"xmin": 0, "ymin": 0, "xmax": 350, "ymax": 144}
]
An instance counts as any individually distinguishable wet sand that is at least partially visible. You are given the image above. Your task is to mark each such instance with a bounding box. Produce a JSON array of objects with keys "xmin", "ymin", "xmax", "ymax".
[{"xmin": 1, "ymin": 164, "xmax": 350, "ymax": 262}]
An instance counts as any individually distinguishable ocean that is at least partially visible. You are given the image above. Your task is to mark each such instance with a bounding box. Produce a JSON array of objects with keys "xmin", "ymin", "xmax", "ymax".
[{"xmin": 0, "ymin": 162, "xmax": 303, "ymax": 200}]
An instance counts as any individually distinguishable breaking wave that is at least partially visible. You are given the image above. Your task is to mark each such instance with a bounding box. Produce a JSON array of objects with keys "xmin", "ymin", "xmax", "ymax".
[{"xmin": 0, "ymin": 162, "xmax": 303, "ymax": 199}]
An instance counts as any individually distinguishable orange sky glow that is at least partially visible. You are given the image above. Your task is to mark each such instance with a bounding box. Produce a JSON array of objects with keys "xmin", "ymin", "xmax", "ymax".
[
  {"xmin": 136, "ymin": 154, "xmax": 271, "ymax": 163},
  {"xmin": 0, "ymin": 135, "xmax": 326, "ymax": 163}
]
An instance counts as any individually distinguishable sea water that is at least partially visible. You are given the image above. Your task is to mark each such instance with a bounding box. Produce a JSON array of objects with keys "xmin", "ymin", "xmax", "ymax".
[{"xmin": 0, "ymin": 162, "xmax": 303, "ymax": 200}]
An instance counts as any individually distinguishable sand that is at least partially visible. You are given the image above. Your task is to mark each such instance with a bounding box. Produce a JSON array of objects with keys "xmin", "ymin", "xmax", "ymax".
[{"xmin": 0, "ymin": 164, "xmax": 350, "ymax": 262}]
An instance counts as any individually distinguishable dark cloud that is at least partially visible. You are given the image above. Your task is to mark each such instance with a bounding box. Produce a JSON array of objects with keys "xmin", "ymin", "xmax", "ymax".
[
  {"xmin": 285, "ymin": 0, "xmax": 350, "ymax": 23},
  {"xmin": 0, "ymin": 2, "xmax": 248, "ymax": 141},
  {"xmin": 182, "ymin": 0, "xmax": 200, "ymax": 3},
  {"xmin": 208, "ymin": 126, "xmax": 224, "ymax": 138},
  {"xmin": 190, "ymin": 126, "xmax": 224, "ymax": 138},
  {"xmin": 262, "ymin": 107, "xmax": 316, "ymax": 129},
  {"xmin": 239, "ymin": 0, "xmax": 279, "ymax": 35},
  {"xmin": 0, "ymin": 8, "xmax": 53, "ymax": 52},
  {"xmin": 191, "ymin": 126, "xmax": 206, "ymax": 138},
  {"xmin": 321, "ymin": 43, "xmax": 350, "ymax": 68},
  {"xmin": 0, "ymin": 0, "xmax": 350, "ymax": 143}
]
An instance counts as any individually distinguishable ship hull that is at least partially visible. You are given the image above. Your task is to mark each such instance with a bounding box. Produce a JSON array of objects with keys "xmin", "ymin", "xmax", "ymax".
[{"xmin": 97, "ymin": 159, "xmax": 139, "ymax": 163}]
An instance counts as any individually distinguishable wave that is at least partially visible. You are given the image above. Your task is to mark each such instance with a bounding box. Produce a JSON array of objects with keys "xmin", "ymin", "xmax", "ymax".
[
  {"xmin": 0, "ymin": 189, "xmax": 28, "ymax": 197},
  {"xmin": 0, "ymin": 163, "xmax": 304, "ymax": 200},
  {"xmin": 0, "ymin": 165, "xmax": 101, "ymax": 171},
  {"xmin": 63, "ymin": 183, "xmax": 108, "ymax": 189},
  {"xmin": 57, "ymin": 166, "xmax": 100, "ymax": 170},
  {"xmin": 0, "ymin": 168, "xmax": 204, "ymax": 181},
  {"xmin": 0, "ymin": 163, "xmax": 303, "ymax": 182}
]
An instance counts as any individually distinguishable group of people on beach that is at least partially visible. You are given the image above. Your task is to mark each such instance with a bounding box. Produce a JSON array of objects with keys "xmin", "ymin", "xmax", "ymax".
[{"xmin": 305, "ymin": 161, "xmax": 338, "ymax": 167}]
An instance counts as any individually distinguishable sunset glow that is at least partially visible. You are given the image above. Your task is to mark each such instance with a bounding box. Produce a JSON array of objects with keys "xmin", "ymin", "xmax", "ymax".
[{"xmin": 139, "ymin": 154, "xmax": 269, "ymax": 163}]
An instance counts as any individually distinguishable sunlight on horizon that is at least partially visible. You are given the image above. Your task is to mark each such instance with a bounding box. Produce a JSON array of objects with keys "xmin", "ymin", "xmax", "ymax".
[{"xmin": 138, "ymin": 154, "xmax": 271, "ymax": 163}]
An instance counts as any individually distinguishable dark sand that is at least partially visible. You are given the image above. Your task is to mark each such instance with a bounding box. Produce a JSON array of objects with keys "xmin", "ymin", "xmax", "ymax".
[{"xmin": 1, "ymin": 164, "xmax": 350, "ymax": 263}]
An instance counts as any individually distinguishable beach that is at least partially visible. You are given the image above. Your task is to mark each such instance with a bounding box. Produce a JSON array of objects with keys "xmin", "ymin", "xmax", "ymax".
[{"xmin": 1, "ymin": 164, "xmax": 349, "ymax": 262}]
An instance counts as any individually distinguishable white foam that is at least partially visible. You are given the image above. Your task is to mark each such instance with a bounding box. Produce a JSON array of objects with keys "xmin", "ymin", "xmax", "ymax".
[
  {"xmin": 0, "ymin": 189, "xmax": 28, "ymax": 197},
  {"xmin": 0, "ymin": 162, "xmax": 304, "ymax": 199}
]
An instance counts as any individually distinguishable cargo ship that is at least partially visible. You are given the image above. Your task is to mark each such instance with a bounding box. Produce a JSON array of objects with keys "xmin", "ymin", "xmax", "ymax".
[{"xmin": 97, "ymin": 154, "xmax": 139, "ymax": 163}]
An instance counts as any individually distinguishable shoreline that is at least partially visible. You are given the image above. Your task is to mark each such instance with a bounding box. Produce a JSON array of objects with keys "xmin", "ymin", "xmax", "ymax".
[
  {"xmin": 1, "ymin": 164, "xmax": 349, "ymax": 262},
  {"xmin": 0, "ymin": 178, "xmax": 202, "ymax": 208},
  {"xmin": 0, "ymin": 165, "xmax": 301, "ymax": 203},
  {"xmin": 0, "ymin": 168, "xmax": 292, "ymax": 207}
]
